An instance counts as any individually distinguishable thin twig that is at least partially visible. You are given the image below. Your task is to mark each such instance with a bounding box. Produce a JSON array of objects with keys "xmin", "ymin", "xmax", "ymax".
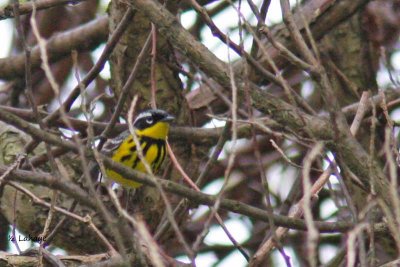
[
  {"xmin": 166, "ymin": 141, "xmax": 249, "ymax": 260},
  {"xmin": 302, "ymin": 143, "xmax": 323, "ymax": 267},
  {"xmin": 7, "ymin": 180, "xmax": 117, "ymax": 253},
  {"xmin": 0, "ymin": 0, "xmax": 86, "ymax": 20},
  {"xmin": 106, "ymin": 186, "xmax": 164, "ymax": 267},
  {"xmin": 249, "ymin": 91, "xmax": 373, "ymax": 265},
  {"xmin": 43, "ymin": 9, "xmax": 135, "ymax": 125},
  {"xmin": 150, "ymin": 23, "xmax": 157, "ymax": 109},
  {"xmin": 97, "ymin": 31, "xmax": 152, "ymax": 150}
]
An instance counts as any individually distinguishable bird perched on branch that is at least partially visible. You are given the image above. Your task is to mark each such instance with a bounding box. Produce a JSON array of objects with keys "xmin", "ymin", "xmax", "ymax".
[{"xmin": 102, "ymin": 109, "xmax": 174, "ymax": 188}]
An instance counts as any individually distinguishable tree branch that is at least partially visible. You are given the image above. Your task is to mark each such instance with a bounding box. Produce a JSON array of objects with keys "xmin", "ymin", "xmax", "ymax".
[
  {"xmin": 0, "ymin": 16, "xmax": 108, "ymax": 80},
  {"xmin": 0, "ymin": 0, "xmax": 87, "ymax": 20}
]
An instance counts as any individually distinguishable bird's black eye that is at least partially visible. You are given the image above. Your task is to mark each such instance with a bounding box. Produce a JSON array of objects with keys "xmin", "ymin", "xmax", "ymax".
[{"xmin": 146, "ymin": 118, "xmax": 154, "ymax": 124}]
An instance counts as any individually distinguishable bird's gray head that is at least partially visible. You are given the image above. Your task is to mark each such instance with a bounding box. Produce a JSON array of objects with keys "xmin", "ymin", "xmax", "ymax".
[{"xmin": 133, "ymin": 109, "xmax": 175, "ymax": 130}]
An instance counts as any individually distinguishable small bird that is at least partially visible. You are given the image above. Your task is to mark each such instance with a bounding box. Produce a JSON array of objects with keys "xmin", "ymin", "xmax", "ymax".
[{"xmin": 103, "ymin": 109, "xmax": 174, "ymax": 188}]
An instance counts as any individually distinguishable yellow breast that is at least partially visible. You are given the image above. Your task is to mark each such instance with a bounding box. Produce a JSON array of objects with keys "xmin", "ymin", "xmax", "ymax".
[{"xmin": 105, "ymin": 122, "xmax": 169, "ymax": 188}]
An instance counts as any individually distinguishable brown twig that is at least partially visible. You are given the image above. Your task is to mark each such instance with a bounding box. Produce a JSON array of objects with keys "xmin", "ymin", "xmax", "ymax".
[
  {"xmin": 127, "ymin": 96, "xmax": 195, "ymax": 263},
  {"xmin": 166, "ymin": 141, "xmax": 249, "ymax": 261},
  {"xmin": 150, "ymin": 23, "xmax": 157, "ymax": 109},
  {"xmin": 302, "ymin": 143, "xmax": 323, "ymax": 267},
  {"xmin": 97, "ymin": 31, "xmax": 152, "ymax": 150},
  {"xmin": 154, "ymin": 122, "xmax": 231, "ymax": 243},
  {"xmin": 188, "ymin": 0, "xmax": 280, "ymax": 85}
]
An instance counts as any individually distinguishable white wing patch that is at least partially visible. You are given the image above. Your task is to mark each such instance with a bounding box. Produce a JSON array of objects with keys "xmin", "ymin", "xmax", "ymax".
[{"xmin": 102, "ymin": 131, "xmax": 130, "ymax": 156}]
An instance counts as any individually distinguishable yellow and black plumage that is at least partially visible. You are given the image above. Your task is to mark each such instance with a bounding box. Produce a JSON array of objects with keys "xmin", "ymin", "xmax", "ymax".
[{"xmin": 103, "ymin": 109, "xmax": 174, "ymax": 188}]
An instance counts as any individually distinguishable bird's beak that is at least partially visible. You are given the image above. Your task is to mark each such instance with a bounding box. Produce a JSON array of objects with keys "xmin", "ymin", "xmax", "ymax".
[{"xmin": 162, "ymin": 114, "xmax": 175, "ymax": 122}]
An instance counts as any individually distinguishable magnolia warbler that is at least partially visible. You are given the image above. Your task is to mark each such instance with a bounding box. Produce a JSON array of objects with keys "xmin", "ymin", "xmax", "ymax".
[{"xmin": 102, "ymin": 109, "xmax": 174, "ymax": 188}]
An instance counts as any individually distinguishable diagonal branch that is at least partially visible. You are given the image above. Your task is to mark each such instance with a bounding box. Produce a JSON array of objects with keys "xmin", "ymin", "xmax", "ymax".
[
  {"xmin": 0, "ymin": 0, "xmax": 87, "ymax": 20},
  {"xmin": 130, "ymin": 0, "xmax": 392, "ymax": 207}
]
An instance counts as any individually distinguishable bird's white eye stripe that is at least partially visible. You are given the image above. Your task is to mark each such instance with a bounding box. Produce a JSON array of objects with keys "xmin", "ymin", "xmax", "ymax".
[
  {"xmin": 134, "ymin": 112, "xmax": 153, "ymax": 124},
  {"xmin": 135, "ymin": 112, "xmax": 152, "ymax": 120}
]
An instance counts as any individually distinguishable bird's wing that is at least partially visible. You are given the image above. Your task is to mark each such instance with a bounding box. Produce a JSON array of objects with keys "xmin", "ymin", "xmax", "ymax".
[{"xmin": 101, "ymin": 130, "xmax": 131, "ymax": 157}]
